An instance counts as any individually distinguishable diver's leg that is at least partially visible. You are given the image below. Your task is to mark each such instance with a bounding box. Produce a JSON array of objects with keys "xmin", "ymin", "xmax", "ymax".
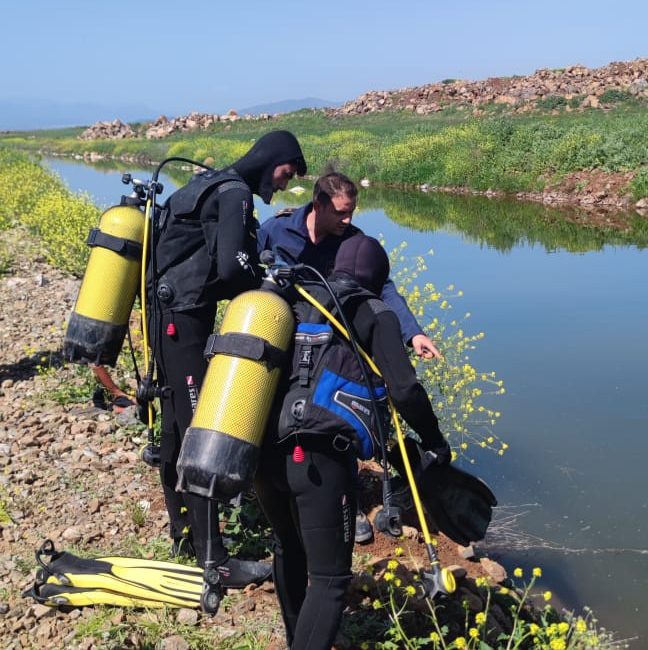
[
  {"xmin": 255, "ymin": 446, "xmax": 306, "ymax": 646},
  {"xmin": 289, "ymin": 446, "xmax": 357, "ymax": 650},
  {"xmin": 154, "ymin": 306, "xmax": 228, "ymax": 566}
]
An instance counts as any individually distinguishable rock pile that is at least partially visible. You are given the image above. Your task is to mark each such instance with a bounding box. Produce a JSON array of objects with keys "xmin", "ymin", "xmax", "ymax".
[
  {"xmin": 145, "ymin": 111, "xmax": 227, "ymax": 139},
  {"xmin": 79, "ymin": 110, "xmax": 273, "ymax": 141},
  {"xmin": 334, "ymin": 58, "xmax": 648, "ymax": 116},
  {"xmin": 78, "ymin": 119, "xmax": 135, "ymax": 140}
]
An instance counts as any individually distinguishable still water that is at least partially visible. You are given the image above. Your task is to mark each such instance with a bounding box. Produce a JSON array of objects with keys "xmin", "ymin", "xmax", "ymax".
[{"xmin": 44, "ymin": 156, "xmax": 648, "ymax": 644}]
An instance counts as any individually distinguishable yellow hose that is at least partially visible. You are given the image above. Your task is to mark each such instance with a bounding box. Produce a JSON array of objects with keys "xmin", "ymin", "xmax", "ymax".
[
  {"xmin": 294, "ymin": 284, "xmax": 435, "ymax": 549},
  {"xmin": 140, "ymin": 198, "xmax": 153, "ymax": 429}
]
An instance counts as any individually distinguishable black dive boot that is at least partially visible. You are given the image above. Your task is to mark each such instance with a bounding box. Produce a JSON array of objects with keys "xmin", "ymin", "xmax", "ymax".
[{"xmin": 216, "ymin": 556, "xmax": 272, "ymax": 588}]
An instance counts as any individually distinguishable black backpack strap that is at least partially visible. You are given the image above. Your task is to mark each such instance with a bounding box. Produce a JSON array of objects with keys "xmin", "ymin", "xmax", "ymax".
[
  {"xmin": 87, "ymin": 228, "xmax": 142, "ymax": 261},
  {"xmin": 204, "ymin": 332, "xmax": 286, "ymax": 371}
]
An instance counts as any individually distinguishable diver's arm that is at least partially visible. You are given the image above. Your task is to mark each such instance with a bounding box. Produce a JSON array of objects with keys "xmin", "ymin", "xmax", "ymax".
[
  {"xmin": 201, "ymin": 184, "xmax": 260, "ymax": 289},
  {"xmin": 354, "ymin": 302, "xmax": 446, "ymax": 450},
  {"xmin": 380, "ymin": 278, "xmax": 423, "ymax": 346}
]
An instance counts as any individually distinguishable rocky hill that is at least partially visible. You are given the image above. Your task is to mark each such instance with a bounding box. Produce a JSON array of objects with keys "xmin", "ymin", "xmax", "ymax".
[{"xmin": 334, "ymin": 58, "xmax": 648, "ymax": 116}]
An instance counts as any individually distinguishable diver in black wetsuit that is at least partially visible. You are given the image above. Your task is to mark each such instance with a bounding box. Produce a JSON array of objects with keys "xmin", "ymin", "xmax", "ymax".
[
  {"xmin": 148, "ymin": 131, "xmax": 306, "ymax": 586},
  {"xmin": 255, "ymin": 233, "xmax": 451, "ymax": 649}
]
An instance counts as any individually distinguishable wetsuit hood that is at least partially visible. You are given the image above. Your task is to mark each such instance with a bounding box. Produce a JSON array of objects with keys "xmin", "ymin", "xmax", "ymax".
[
  {"xmin": 231, "ymin": 130, "xmax": 306, "ymax": 204},
  {"xmin": 331, "ymin": 233, "xmax": 390, "ymax": 296}
]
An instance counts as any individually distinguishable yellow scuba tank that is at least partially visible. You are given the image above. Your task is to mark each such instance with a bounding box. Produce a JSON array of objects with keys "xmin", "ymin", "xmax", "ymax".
[
  {"xmin": 176, "ymin": 288, "xmax": 294, "ymax": 501},
  {"xmin": 64, "ymin": 201, "xmax": 145, "ymax": 366}
]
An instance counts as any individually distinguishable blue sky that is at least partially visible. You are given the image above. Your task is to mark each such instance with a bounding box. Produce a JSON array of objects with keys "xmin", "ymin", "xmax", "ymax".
[{"xmin": 1, "ymin": 0, "xmax": 646, "ymax": 122}]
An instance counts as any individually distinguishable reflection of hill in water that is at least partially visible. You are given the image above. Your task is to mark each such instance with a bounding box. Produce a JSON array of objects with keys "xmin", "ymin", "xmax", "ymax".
[{"xmin": 108, "ymin": 162, "xmax": 648, "ymax": 253}]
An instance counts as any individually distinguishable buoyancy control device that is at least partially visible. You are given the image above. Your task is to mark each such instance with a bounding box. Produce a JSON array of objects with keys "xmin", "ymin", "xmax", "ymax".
[
  {"xmin": 175, "ymin": 286, "xmax": 294, "ymax": 501},
  {"xmin": 277, "ymin": 282, "xmax": 389, "ymax": 460},
  {"xmin": 63, "ymin": 186, "xmax": 147, "ymax": 367}
]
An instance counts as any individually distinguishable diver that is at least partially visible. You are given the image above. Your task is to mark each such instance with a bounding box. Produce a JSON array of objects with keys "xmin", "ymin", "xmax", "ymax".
[
  {"xmin": 148, "ymin": 130, "xmax": 306, "ymax": 586},
  {"xmin": 255, "ymin": 233, "xmax": 451, "ymax": 650},
  {"xmin": 257, "ymin": 171, "xmax": 441, "ymax": 543}
]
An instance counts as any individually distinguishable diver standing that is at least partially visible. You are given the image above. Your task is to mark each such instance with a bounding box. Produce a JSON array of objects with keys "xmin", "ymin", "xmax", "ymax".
[
  {"xmin": 257, "ymin": 171, "xmax": 441, "ymax": 543},
  {"xmin": 148, "ymin": 131, "xmax": 306, "ymax": 585},
  {"xmin": 255, "ymin": 233, "xmax": 451, "ymax": 649}
]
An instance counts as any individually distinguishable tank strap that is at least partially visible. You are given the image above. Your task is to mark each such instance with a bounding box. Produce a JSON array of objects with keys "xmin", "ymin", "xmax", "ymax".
[
  {"xmin": 204, "ymin": 332, "xmax": 286, "ymax": 371},
  {"xmin": 87, "ymin": 228, "xmax": 142, "ymax": 261}
]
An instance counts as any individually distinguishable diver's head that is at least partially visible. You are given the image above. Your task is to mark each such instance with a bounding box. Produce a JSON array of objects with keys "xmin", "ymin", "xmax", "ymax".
[
  {"xmin": 232, "ymin": 130, "xmax": 306, "ymax": 203},
  {"xmin": 332, "ymin": 233, "xmax": 390, "ymax": 296}
]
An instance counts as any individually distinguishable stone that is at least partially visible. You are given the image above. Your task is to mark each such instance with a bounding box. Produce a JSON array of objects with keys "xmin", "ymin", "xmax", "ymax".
[
  {"xmin": 176, "ymin": 607, "xmax": 199, "ymax": 626},
  {"xmin": 159, "ymin": 634, "xmax": 190, "ymax": 650},
  {"xmin": 457, "ymin": 544, "xmax": 475, "ymax": 559},
  {"xmin": 61, "ymin": 526, "xmax": 83, "ymax": 543},
  {"xmin": 480, "ymin": 557, "xmax": 507, "ymax": 583}
]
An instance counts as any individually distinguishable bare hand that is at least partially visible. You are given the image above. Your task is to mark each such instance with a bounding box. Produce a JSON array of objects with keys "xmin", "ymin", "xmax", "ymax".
[{"xmin": 411, "ymin": 334, "xmax": 442, "ymax": 360}]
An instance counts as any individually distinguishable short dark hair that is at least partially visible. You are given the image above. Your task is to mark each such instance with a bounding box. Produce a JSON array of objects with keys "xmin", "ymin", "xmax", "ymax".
[{"xmin": 313, "ymin": 171, "xmax": 357, "ymax": 206}]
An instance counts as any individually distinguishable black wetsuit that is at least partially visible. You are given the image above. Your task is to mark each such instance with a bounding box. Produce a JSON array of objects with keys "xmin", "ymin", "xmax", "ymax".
[
  {"xmin": 255, "ymin": 282, "xmax": 446, "ymax": 650},
  {"xmin": 148, "ymin": 131, "xmax": 306, "ymax": 567}
]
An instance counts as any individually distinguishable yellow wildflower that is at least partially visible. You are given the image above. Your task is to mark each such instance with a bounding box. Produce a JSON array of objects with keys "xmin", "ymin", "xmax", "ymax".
[
  {"xmin": 383, "ymin": 571, "xmax": 394, "ymax": 582},
  {"xmin": 544, "ymin": 590, "xmax": 552, "ymax": 601},
  {"xmin": 513, "ymin": 567, "xmax": 523, "ymax": 578},
  {"xmin": 454, "ymin": 636, "xmax": 467, "ymax": 649},
  {"xmin": 475, "ymin": 577, "xmax": 488, "ymax": 588},
  {"xmin": 372, "ymin": 599, "xmax": 382, "ymax": 610},
  {"xmin": 529, "ymin": 623, "xmax": 540, "ymax": 635},
  {"xmin": 558, "ymin": 622, "xmax": 569, "ymax": 634},
  {"xmin": 475, "ymin": 612, "xmax": 486, "ymax": 625},
  {"xmin": 387, "ymin": 559, "xmax": 398, "ymax": 571},
  {"xmin": 429, "ymin": 631, "xmax": 440, "ymax": 643},
  {"xmin": 550, "ymin": 639, "xmax": 566, "ymax": 650},
  {"xmin": 532, "ymin": 567, "xmax": 542, "ymax": 578},
  {"xmin": 405, "ymin": 585, "xmax": 416, "ymax": 597},
  {"xmin": 394, "ymin": 546, "xmax": 404, "ymax": 557},
  {"xmin": 499, "ymin": 587, "xmax": 509, "ymax": 595},
  {"xmin": 575, "ymin": 618, "xmax": 587, "ymax": 634},
  {"xmin": 469, "ymin": 627, "xmax": 479, "ymax": 639}
]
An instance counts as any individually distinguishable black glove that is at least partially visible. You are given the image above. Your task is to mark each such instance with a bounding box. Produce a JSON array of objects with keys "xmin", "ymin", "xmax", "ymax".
[{"xmin": 421, "ymin": 439, "xmax": 451, "ymax": 467}]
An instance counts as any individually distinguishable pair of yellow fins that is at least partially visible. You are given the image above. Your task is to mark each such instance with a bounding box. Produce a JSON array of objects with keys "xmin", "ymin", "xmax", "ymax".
[{"xmin": 25, "ymin": 540, "xmax": 205, "ymax": 609}]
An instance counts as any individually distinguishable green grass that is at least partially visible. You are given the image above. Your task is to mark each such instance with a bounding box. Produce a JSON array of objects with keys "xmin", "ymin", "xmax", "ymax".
[{"xmin": 3, "ymin": 103, "xmax": 646, "ymax": 199}]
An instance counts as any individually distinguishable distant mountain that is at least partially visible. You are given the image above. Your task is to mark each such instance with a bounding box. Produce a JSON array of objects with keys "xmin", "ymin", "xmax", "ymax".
[
  {"xmin": 0, "ymin": 98, "xmax": 156, "ymax": 131},
  {"xmin": 237, "ymin": 97, "xmax": 341, "ymax": 115}
]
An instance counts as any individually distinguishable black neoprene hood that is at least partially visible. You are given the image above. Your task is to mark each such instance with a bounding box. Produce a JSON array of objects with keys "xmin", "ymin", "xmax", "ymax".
[
  {"xmin": 231, "ymin": 130, "xmax": 306, "ymax": 204},
  {"xmin": 332, "ymin": 233, "xmax": 390, "ymax": 296}
]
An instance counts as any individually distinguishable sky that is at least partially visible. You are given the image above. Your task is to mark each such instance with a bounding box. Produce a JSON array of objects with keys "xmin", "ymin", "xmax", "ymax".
[{"xmin": 1, "ymin": 0, "xmax": 646, "ymax": 127}]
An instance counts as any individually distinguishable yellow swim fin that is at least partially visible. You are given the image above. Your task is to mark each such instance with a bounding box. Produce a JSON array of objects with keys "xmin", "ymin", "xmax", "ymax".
[{"xmin": 27, "ymin": 540, "xmax": 203, "ymax": 609}]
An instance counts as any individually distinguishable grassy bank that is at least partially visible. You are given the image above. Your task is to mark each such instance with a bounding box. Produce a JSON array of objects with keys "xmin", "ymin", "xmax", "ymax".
[{"xmin": 3, "ymin": 103, "xmax": 647, "ymax": 201}]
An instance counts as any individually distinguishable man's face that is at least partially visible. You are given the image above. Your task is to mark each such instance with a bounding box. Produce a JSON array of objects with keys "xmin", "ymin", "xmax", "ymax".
[
  {"xmin": 314, "ymin": 193, "xmax": 356, "ymax": 237},
  {"xmin": 272, "ymin": 163, "xmax": 297, "ymax": 191}
]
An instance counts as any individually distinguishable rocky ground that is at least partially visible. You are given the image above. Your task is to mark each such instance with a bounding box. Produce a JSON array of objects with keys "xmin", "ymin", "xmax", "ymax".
[{"xmin": 0, "ymin": 229, "xmax": 508, "ymax": 649}]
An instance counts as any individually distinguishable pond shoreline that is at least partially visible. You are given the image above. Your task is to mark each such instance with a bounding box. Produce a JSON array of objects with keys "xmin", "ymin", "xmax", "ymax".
[{"xmin": 42, "ymin": 149, "xmax": 647, "ymax": 231}]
